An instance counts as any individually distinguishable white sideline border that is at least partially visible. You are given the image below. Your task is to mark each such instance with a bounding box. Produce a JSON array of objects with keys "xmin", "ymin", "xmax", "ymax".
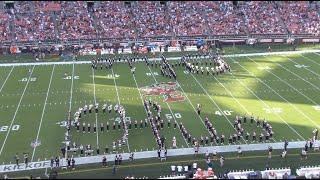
[
  {"xmin": 0, "ymin": 49, "xmax": 320, "ymax": 67},
  {"xmin": 0, "ymin": 140, "xmax": 318, "ymax": 173}
]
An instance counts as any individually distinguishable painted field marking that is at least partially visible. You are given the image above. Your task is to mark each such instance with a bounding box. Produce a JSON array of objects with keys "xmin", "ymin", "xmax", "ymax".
[
  {"xmin": 227, "ymin": 58, "xmax": 305, "ymax": 140},
  {"xmin": 146, "ymin": 65, "xmax": 190, "ymax": 147},
  {"xmin": 0, "ymin": 66, "xmax": 35, "ymax": 157},
  {"xmin": 247, "ymin": 56, "xmax": 320, "ymax": 128},
  {"xmin": 190, "ymin": 73, "xmax": 248, "ymax": 144},
  {"xmin": 92, "ymin": 68, "xmax": 99, "ymax": 147},
  {"xmin": 0, "ymin": 66, "xmax": 14, "ymax": 94},
  {"xmin": 31, "ymin": 65, "xmax": 56, "ymax": 162}
]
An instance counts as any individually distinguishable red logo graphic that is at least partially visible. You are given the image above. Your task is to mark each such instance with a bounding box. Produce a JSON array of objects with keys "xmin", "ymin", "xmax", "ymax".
[{"xmin": 140, "ymin": 82, "xmax": 185, "ymax": 102}]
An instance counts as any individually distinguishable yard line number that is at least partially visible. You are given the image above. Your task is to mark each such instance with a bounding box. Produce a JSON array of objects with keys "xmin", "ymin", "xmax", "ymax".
[
  {"xmin": 215, "ymin": 110, "xmax": 233, "ymax": 116},
  {"xmin": 146, "ymin": 72, "xmax": 159, "ymax": 76},
  {"xmin": 63, "ymin": 76, "xmax": 79, "ymax": 80},
  {"xmin": 19, "ymin": 77, "xmax": 37, "ymax": 82},
  {"xmin": 312, "ymin": 105, "xmax": 320, "ymax": 111},
  {"xmin": 0, "ymin": 125, "xmax": 20, "ymax": 132},
  {"xmin": 263, "ymin": 107, "xmax": 282, "ymax": 114},
  {"xmin": 165, "ymin": 113, "xmax": 182, "ymax": 119}
]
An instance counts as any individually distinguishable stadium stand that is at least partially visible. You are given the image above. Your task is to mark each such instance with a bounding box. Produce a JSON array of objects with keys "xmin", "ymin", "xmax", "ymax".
[{"xmin": 0, "ymin": 1, "xmax": 319, "ymax": 43}]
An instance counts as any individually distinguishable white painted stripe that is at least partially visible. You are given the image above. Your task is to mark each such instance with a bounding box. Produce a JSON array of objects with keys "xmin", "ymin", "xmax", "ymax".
[
  {"xmin": 0, "ymin": 66, "xmax": 14, "ymax": 94},
  {"xmin": 212, "ymin": 75, "xmax": 276, "ymax": 143},
  {"xmin": 267, "ymin": 57, "xmax": 320, "ymax": 92},
  {"xmin": 91, "ymin": 68, "xmax": 99, "ymax": 147},
  {"xmin": 146, "ymin": 65, "xmax": 190, "ymax": 147},
  {"xmin": 190, "ymin": 73, "xmax": 248, "ymax": 144},
  {"xmin": 31, "ymin": 65, "xmax": 56, "ymax": 162},
  {"xmin": 285, "ymin": 55, "xmax": 320, "ymax": 78},
  {"xmin": 0, "ymin": 66, "xmax": 35, "ymax": 156},
  {"xmin": 111, "ymin": 68, "xmax": 130, "ymax": 152},
  {"xmin": 246, "ymin": 56, "xmax": 320, "ymax": 129},
  {"xmin": 300, "ymin": 54, "xmax": 320, "ymax": 67},
  {"xmin": 131, "ymin": 72, "xmax": 189, "ymax": 147},
  {"xmin": 227, "ymin": 57, "xmax": 305, "ymax": 140}
]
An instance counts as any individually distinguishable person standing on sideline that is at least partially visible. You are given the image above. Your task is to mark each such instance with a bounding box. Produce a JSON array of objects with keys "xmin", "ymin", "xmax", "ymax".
[{"xmin": 220, "ymin": 156, "xmax": 224, "ymax": 167}]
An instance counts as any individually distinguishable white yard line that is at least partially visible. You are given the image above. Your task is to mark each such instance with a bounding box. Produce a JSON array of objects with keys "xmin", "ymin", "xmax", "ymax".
[
  {"xmin": 146, "ymin": 66, "xmax": 191, "ymax": 147},
  {"xmin": 131, "ymin": 72, "xmax": 189, "ymax": 148},
  {"xmin": 175, "ymin": 80, "xmax": 217, "ymax": 144},
  {"xmin": 284, "ymin": 55, "xmax": 320, "ymax": 78},
  {"xmin": 111, "ymin": 68, "xmax": 130, "ymax": 152},
  {"xmin": 147, "ymin": 66, "xmax": 212, "ymax": 140},
  {"xmin": 300, "ymin": 54, "xmax": 320, "ymax": 67},
  {"xmin": 0, "ymin": 66, "xmax": 14, "ymax": 94},
  {"xmin": 31, "ymin": 65, "xmax": 56, "ymax": 162},
  {"xmin": 91, "ymin": 68, "xmax": 99, "ymax": 148},
  {"xmin": 211, "ymin": 75, "xmax": 277, "ymax": 143},
  {"xmin": 111, "ymin": 69, "xmax": 121, "ymax": 105},
  {"xmin": 227, "ymin": 57, "xmax": 306, "ymax": 141},
  {"xmin": 240, "ymin": 57, "xmax": 320, "ymax": 129},
  {"xmin": 65, "ymin": 62, "xmax": 75, "ymax": 159},
  {"xmin": 188, "ymin": 72, "xmax": 248, "ymax": 144},
  {"xmin": 0, "ymin": 66, "xmax": 35, "ymax": 157},
  {"xmin": 265, "ymin": 55, "xmax": 320, "ymax": 92}
]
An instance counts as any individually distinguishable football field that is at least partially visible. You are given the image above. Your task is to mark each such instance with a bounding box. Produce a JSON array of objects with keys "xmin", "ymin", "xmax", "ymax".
[{"xmin": 0, "ymin": 52, "xmax": 319, "ymax": 166}]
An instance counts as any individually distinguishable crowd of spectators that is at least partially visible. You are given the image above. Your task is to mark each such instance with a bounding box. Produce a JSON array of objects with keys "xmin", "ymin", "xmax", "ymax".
[
  {"xmin": 204, "ymin": 1, "xmax": 246, "ymax": 35},
  {"xmin": 278, "ymin": 1, "xmax": 320, "ymax": 35},
  {"xmin": 242, "ymin": 1, "xmax": 287, "ymax": 34},
  {"xmin": 94, "ymin": 1, "xmax": 136, "ymax": 39},
  {"xmin": 0, "ymin": 1, "xmax": 319, "ymax": 42},
  {"xmin": 168, "ymin": 1, "xmax": 209, "ymax": 36},
  {"xmin": 133, "ymin": 1, "xmax": 172, "ymax": 38}
]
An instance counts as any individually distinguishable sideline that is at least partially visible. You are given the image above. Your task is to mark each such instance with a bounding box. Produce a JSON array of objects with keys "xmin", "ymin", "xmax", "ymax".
[{"xmin": 0, "ymin": 49, "xmax": 320, "ymax": 67}]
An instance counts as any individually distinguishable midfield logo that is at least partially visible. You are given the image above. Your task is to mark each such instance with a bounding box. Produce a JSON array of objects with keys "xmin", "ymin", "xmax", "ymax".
[{"xmin": 140, "ymin": 82, "xmax": 185, "ymax": 102}]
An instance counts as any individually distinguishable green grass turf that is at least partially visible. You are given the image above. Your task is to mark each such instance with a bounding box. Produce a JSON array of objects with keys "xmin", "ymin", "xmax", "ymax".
[{"xmin": 0, "ymin": 52, "xmax": 319, "ymax": 174}]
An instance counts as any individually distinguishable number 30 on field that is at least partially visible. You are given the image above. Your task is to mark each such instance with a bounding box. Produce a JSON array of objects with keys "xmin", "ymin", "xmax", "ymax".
[{"xmin": 0, "ymin": 125, "xmax": 20, "ymax": 132}]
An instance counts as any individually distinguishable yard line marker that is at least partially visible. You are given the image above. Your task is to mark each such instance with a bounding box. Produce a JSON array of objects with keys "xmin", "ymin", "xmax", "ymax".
[
  {"xmin": 111, "ymin": 68, "xmax": 130, "ymax": 152},
  {"xmin": 0, "ymin": 65, "xmax": 35, "ymax": 157},
  {"xmin": 0, "ymin": 66, "xmax": 14, "ymax": 94},
  {"xmin": 31, "ymin": 65, "xmax": 55, "ymax": 162},
  {"xmin": 284, "ymin": 55, "xmax": 320, "ymax": 78},
  {"xmin": 212, "ymin": 75, "xmax": 277, "ymax": 143},
  {"xmin": 306, "ymin": 53, "xmax": 320, "ymax": 66},
  {"xmin": 265, "ymin": 55, "xmax": 320, "ymax": 92},
  {"xmin": 175, "ymin": 81, "xmax": 216, "ymax": 144},
  {"xmin": 145, "ymin": 66, "xmax": 190, "ymax": 147},
  {"xmin": 91, "ymin": 68, "xmax": 99, "ymax": 148},
  {"xmin": 246, "ymin": 57, "xmax": 320, "ymax": 128},
  {"xmin": 189, "ymin": 73, "xmax": 248, "ymax": 144},
  {"xmin": 131, "ymin": 69, "xmax": 189, "ymax": 147}
]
